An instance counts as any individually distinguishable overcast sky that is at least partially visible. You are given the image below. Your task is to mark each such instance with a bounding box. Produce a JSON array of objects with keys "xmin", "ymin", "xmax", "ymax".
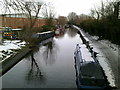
[
  {"xmin": 44, "ymin": 0, "xmax": 105, "ymax": 17},
  {"xmin": 0, "ymin": 0, "xmax": 107, "ymax": 17}
]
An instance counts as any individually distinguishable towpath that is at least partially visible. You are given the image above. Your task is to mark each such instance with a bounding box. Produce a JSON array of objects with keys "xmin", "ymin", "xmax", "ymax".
[{"xmin": 78, "ymin": 27, "xmax": 120, "ymax": 90}]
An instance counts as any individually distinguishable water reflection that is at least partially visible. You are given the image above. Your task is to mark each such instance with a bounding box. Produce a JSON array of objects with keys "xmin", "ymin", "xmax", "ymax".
[
  {"xmin": 67, "ymin": 28, "xmax": 78, "ymax": 38},
  {"xmin": 26, "ymin": 53, "xmax": 45, "ymax": 83},
  {"xmin": 2, "ymin": 28, "xmax": 81, "ymax": 88},
  {"xmin": 26, "ymin": 37, "xmax": 58, "ymax": 82},
  {"xmin": 55, "ymin": 29, "xmax": 66, "ymax": 39},
  {"xmin": 42, "ymin": 39, "xmax": 57, "ymax": 65}
]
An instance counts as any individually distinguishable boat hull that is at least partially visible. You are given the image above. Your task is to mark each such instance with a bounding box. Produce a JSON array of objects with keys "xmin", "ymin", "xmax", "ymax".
[{"xmin": 74, "ymin": 44, "xmax": 111, "ymax": 90}]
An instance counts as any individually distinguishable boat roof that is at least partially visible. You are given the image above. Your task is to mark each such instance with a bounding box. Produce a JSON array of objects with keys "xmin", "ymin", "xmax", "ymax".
[
  {"xmin": 80, "ymin": 45, "xmax": 94, "ymax": 62},
  {"xmin": 80, "ymin": 61, "xmax": 105, "ymax": 79},
  {"xmin": 12, "ymin": 29, "xmax": 22, "ymax": 31}
]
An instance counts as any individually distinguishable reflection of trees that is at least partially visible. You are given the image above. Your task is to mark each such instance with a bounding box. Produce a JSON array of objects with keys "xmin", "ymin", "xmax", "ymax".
[
  {"xmin": 43, "ymin": 39, "xmax": 57, "ymax": 65},
  {"xmin": 67, "ymin": 28, "xmax": 78, "ymax": 37},
  {"xmin": 55, "ymin": 30, "xmax": 66, "ymax": 39},
  {"xmin": 26, "ymin": 53, "xmax": 45, "ymax": 83},
  {"xmin": 26, "ymin": 37, "xmax": 58, "ymax": 83}
]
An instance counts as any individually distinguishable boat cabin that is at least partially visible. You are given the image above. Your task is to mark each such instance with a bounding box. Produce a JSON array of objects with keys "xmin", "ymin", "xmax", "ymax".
[{"xmin": 74, "ymin": 44, "xmax": 110, "ymax": 90}]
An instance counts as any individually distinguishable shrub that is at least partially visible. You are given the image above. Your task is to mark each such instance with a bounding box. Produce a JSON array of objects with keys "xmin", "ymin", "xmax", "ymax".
[{"xmin": 41, "ymin": 25, "xmax": 52, "ymax": 32}]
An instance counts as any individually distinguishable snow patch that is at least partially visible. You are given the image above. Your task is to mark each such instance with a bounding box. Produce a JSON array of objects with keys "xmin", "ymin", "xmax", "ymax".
[
  {"xmin": 92, "ymin": 36, "xmax": 99, "ymax": 40},
  {"xmin": 97, "ymin": 54, "xmax": 116, "ymax": 87},
  {"xmin": 90, "ymin": 39, "xmax": 116, "ymax": 87},
  {"xmin": 0, "ymin": 40, "xmax": 26, "ymax": 62},
  {"xmin": 72, "ymin": 25, "xmax": 116, "ymax": 87},
  {"xmin": 100, "ymin": 40, "xmax": 119, "ymax": 55},
  {"xmin": 80, "ymin": 44, "xmax": 94, "ymax": 62}
]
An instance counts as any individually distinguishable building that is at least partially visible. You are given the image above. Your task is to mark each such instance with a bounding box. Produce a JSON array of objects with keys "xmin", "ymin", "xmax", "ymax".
[
  {"xmin": 0, "ymin": 13, "xmax": 47, "ymax": 40},
  {"xmin": 0, "ymin": 13, "xmax": 58, "ymax": 40},
  {"xmin": 0, "ymin": 14, "xmax": 46, "ymax": 29},
  {"xmin": 58, "ymin": 16, "xmax": 68, "ymax": 26}
]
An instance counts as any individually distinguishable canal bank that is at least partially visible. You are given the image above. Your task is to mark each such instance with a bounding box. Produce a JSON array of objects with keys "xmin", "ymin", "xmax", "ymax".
[
  {"xmin": 73, "ymin": 25, "xmax": 118, "ymax": 89},
  {"xmin": 2, "ymin": 28, "xmax": 82, "ymax": 88},
  {"xmin": 1, "ymin": 31, "xmax": 55, "ymax": 76},
  {"xmin": 1, "ymin": 47, "xmax": 31, "ymax": 76}
]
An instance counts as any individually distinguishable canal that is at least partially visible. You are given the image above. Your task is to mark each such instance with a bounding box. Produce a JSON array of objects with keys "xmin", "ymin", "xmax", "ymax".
[{"xmin": 2, "ymin": 28, "xmax": 83, "ymax": 88}]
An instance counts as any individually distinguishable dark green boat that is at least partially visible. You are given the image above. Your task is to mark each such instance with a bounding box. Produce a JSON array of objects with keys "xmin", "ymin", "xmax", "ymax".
[{"xmin": 74, "ymin": 44, "xmax": 113, "ymax": 90}]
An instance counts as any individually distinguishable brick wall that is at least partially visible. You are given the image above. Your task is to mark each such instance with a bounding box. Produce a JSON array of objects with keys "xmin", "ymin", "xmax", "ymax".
[
  {"xmin": 0, "ymin": 16, "xmax": 3, "ymax": 27},
  {"xmin": 1, "ymin": 16, "xmax": 46, "ymax": 29}
]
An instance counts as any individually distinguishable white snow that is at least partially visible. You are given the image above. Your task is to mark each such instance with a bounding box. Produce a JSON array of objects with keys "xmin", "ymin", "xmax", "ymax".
[
  {"xmin": 80, "ymin": 43, "xmax": 116, "ymax": 86},
  {"xmin": 37, "ymin": 31, "xmax": 53, "ymax": 35},
  {"xmin": 80, "ymin": 44, "xmax": 94, "ymax": 62},
  {"xmin": 78, "ymin": 43, "xmax": 116, "ymax": 87},
  {"xmin": 88, "ymin": 38, "xmax": 116, "ymax": 87},
  {"xmin": 89, "ymin": 38, "xmax": 116, "ymax": 87},
  {"xmin": 99, "ymin": 40, "xmax": 119, "ymax": 55},
  {"xmin": 0, "ymin": 40, "xmax": 26, "ymax": 62},
  {"xmin": 91, "ymin": 35, "xmax": 119, "ymax": 56},
  {"xmin": 92, "ymin": 36, "xmax": 99, "ymax": 40},
  {"xmin": 97, "ymin": 52, "xmax": 116, "ymax": 87},
  {"xmin": 0, "ymin": 43, "xmax": 21, "ymax": 51},
  {"xmin": 73, "ymin": 26, "xmax": 117, "ymax": 87}
]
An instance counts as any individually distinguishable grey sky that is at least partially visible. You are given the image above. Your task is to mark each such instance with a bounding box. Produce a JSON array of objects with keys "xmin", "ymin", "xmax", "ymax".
[
  {"xmin": 44, "ymin": 0, "xmax": 106, "ymax": 16},
  {"xmin": 0, "ymin": 0, "xmax": 107, "ymax": 17}
]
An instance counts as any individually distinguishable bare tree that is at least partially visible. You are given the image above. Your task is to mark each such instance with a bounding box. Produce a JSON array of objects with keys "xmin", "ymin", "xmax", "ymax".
[
  {"xmin": 67, "ymin": 12, "xmax": 78, "ymax": 24},
  {"xmin": 3, "ymin": 0, "xmax": 44, "ymax": 44},
  {"xmin": 90, "ymin": 4, "xmax": 101, "ymax": 21},
  {"xmin": 0, "ymin": 1, "xmax": 5, "ymax": 14},
  {"xmin": 100, "ymin": 0, "xmax": 114, "ymax": 19},
  {"xmin": 41, "ymin": 3, "xmax": 56, "ymax": 27},
  {"xmin": 58, "ymin": 16, "xmax": 68, "ymax": 27},
  {"xmin": 90, "ymin": 0, "xmax": 119, "ymax": 20},
  {"xmin": 113, "ymin": 1, "xmax": 120, "ymax": 19}
]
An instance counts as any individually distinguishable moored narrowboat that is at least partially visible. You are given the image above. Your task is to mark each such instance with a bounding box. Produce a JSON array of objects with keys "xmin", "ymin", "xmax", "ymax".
[{"xmin": 74, "ymin": 44, "xmax": 112, "ymax": 90}]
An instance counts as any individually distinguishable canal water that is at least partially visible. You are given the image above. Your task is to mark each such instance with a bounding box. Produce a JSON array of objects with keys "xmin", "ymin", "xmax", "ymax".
[{"xmin": 2, "ymin": 28, "xmax": 83, "ymax": 88}]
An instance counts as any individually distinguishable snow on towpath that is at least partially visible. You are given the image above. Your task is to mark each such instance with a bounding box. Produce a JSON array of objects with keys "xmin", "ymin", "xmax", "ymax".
[
  {"xmin": 74, "ymin": 25, "xmax": 119, "ymax": 89},
  {"xmin": 80, "ymin": 29, "xmax": 119, "ymax": 89},
  {"xmin": 0, "ymin": 40, "xmax": 26, "ymax": 63}
]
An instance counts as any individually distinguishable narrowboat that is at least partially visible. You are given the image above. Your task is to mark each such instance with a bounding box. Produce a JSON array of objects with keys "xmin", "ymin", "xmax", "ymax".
[
  {"xmin": 55, "ymin": 29, "xmax": 60, "ymax": 36},
  {"xmin": 74, "ymin": 44, "xmax": 111, "ymax": 90}
]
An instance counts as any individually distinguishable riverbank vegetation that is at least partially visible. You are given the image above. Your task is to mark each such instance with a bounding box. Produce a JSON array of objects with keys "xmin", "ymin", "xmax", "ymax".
[
  {"xmin": 0, "ymin": 40, "xmax": 26, "ymax": 61},
  {"xmin": 68, "ymin": 0, "xmax": 120, "ymax": 45},
  {"xmin": 2, "ymin": 0, "xmax": 56, "ymax": 46}
]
